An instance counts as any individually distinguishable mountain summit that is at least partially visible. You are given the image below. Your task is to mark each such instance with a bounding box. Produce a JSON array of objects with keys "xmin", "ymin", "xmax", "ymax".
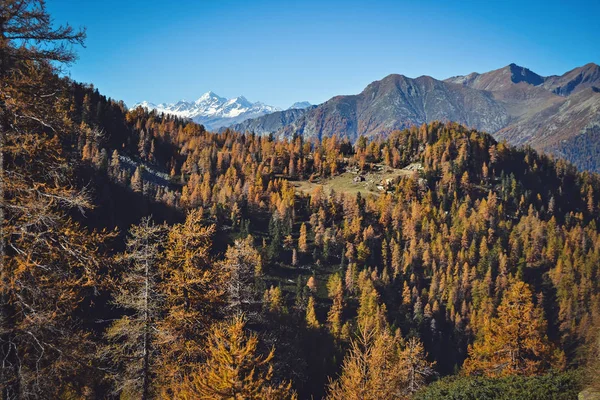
[
  {"xmin": 230, "ymin": 63, "xmax": 600, "ymax": 172},
  {"xmin": 131, "ymin": 92, "xmax": 281, "ymax": 130},
  {"xmin": 445, "ymin": 63, "xmax": 545, "ymax": 91},
  {"xmin": 288, "ymin": 101, "xmax": 312, "ymax": 110}
]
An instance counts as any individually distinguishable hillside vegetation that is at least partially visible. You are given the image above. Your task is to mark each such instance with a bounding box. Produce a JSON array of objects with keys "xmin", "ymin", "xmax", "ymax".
[{"xmin": 2, "ymin": 2, "xmax": 600, "ymax": 399}]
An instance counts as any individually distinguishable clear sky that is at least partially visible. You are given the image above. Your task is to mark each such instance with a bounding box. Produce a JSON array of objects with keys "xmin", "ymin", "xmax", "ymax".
[{"xmin": 47, "ymin": 0, "xmax": 600, "ymax": 109}]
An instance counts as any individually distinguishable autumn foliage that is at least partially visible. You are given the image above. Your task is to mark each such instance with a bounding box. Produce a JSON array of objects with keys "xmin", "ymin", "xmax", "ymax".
[
  {"xmin": 463, "ymin": 279, "xmax": 562, "ymax": 377},
  {"xmin": 2, "ymin": 1, "xmax": 600, "ymax": 398}
]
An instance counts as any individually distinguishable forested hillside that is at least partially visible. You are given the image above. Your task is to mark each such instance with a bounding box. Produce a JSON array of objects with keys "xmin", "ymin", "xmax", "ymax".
[{"xmin": 2, "ymin": 2, "xmax": 600, "ymax": 399}]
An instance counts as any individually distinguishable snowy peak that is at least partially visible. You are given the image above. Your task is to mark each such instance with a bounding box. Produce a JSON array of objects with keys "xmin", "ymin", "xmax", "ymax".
[
  {"xmin": 194, "ymin": 91, "xmax": 226, "ymax": 105},
  {"xmin": 225, "ymin": 96, "xmax": 252, "ymax": 108},
  {"xmin": 131, "ymin": 92, "xmax": 281, "ymax": 131},
  {"xmin": 135, "ymin": 100, "xmax": 158, "ymax": 110},
  {"xmin": 288, "ymin": 101, "xmax": 312, "ymax": 110},
  {"xmin": 195, "ymin": 91, "xmax": 224, "ymax": 102}
]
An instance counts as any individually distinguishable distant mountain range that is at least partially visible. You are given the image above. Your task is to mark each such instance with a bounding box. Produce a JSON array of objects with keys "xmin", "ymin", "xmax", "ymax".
[
  {"xmin": 131, "ymin": 92, "xmax": 281, "ymax": 130},
  {"xmin": 229, "ymin": 63, "xmax": 600, "ymax": 172}
]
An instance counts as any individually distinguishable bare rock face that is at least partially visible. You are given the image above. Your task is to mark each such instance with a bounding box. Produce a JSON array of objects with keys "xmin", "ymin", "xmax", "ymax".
[
  {"xmin": 446, "ymin": 63, "xmax": 545, "ymax": 91},
  {"xmin": 229, "ymin": 63, "xmax": 600, "ymax": 171},
  {"xmin": 290, "ymin": 74, "xmax": 511, "ymax": 141},
  {"xmin": 226, "ymin": 106, "xmax": 315, "ymax": 136},
  {"xmin": 543, "ymin": 63, "xmax": 600, "ymax": 96}
]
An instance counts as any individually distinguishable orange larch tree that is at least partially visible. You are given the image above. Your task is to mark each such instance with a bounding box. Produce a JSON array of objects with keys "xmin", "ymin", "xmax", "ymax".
[
  {"xmin": 179, "ymin": 315, "xmax": 296, "ymax": 400},
  {"xmin": 463, "ymin": 279, "xmax": 561, "ymax": 377}
]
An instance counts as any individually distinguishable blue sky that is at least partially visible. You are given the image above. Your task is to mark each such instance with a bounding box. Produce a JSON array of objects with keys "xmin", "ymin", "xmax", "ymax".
[{"xmin": 48, "ymin": 0, "xmax": 599, "ymax": 109}]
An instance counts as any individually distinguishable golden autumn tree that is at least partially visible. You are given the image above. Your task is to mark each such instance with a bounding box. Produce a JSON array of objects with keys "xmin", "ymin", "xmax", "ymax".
[
  {"xmin": 263, "ymin": 285, "xmax": 286, "ymax": 315},
  {"xmin": 299, "ymin": 222, "xmax": 308, "ymax": 253},
  {"xmin": 103, "ymin": 218, "xmax": 166, "ymax": 399},
  {"xmin": 327, "ymin": 269, "xmax": 434, "ymax": 400},
  {"xmin": 327, "ymin": 273, "xmax": 344, "ymax": 339},
  {"xmin": 178, "ymin": 315, "xmax": 296, "ymax": 400},
  {"xmin": 157, "ymin": 209, "xmax": 224, "ymax": 395},
  {"xmin": 131, "ymin": 165, "xmax": 144, "ymax": 193},
  {"xmin": 326, "ymin": 321, "xmax": 407, "ymax": 400},
  {"xmin": 0, "ymin": 1, "xmax": 110, "ymax": 397},
  {"xmin": 306, "ymin": 296, "xmax": 320, "ymax": 329},
  {"xmin": 307, "ymin": 275, "xmax": 317, "ymax": 293},
  {"xmin": 463, "ymin": 279, "xmax": 560, "ymax": 377},
  {"xmin": 401, "ymin": 337, "xmax": 436, "ymax": 396},
  {"xmin": 356, "ymin": 275, "xmax": 387, "ymax": 333},
  {"xmin": 586, "ymin": 316, "xmax": 600, "ymax": 394}
]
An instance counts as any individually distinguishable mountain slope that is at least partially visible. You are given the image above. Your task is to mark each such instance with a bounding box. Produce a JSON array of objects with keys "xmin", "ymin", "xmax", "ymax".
[
  {"xmin": 448, "ymin": 63, "xmax": 600, "ymax": 169},
  {"xmin": 232, "ymin": 74, "xmax": 510, "ymax": 141},
  {"xmin": 131, "ymin": 91, "xmax": 281, "ymax": 130},
  {"xmin": 495, "ymin": 87, "xmax": 600, "ymax": 150},
  {"xmin": 543, "ymin": 63, "xmax": 600, "ymax": 96},
  {"xmin": 226, "ymin": 106, "xmax": 315, "ymax": 135},
  {"xmin": 231, "ymin": 63, "xmax": 600, "ymax": 172},
  {"xmin": 300, "ymin": 74, "xmax": 511, "ymax": 140}
]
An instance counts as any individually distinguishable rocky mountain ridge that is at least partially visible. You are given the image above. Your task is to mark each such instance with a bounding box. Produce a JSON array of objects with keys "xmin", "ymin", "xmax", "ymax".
[{"xmin": 230, "ymin": 63, "xmax": 600, "ymax": 171}]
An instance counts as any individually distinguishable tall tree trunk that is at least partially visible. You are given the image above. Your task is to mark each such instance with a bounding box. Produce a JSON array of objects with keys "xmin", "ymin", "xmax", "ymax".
[{"xmin": 142, "ymin": 237, "xmax": 150, "ymax": 400}]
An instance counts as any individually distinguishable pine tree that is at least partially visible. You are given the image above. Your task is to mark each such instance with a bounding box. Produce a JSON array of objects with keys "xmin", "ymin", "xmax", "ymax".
[
  {"xmin": 0, "ymin": 0, "xmax": 85, "ymax": 69},
  {"xmin": 131, "ymin": 165, "xmax": 144, "ymax": 193},
  {"xmin": 109, "ymin": 149, "xmax": 121, "ymax": 176},
  {"xmin": 263, "ymin": 286, "xmax": 286, "ymax": 315},
  {"xmin": 402, "ymin": 337, "xmax": 435, "ymax": 395},
  {"xmin": 356, "ymin": 277, "xmax": 387, "ymax": 334},
  {"xmin": 326, "ymin": 324, "xmax": 406, "ymax": 400},
  {"xmin": 586, "ymin": 316, "xmax": 600, "ymax": 393},
  {"xmin": 307, "ymin": 275, "xmax": 317, "ymax": 293}
]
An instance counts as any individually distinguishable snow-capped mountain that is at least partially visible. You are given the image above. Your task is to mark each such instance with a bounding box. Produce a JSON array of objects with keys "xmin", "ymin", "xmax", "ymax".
[
  {"xmin": 131, "ymin": 91, "xmax": 281, "ymax": 130},
  {"xmin": 288, "ymin": 101, "xmax": 312, "ymax": 110}
]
